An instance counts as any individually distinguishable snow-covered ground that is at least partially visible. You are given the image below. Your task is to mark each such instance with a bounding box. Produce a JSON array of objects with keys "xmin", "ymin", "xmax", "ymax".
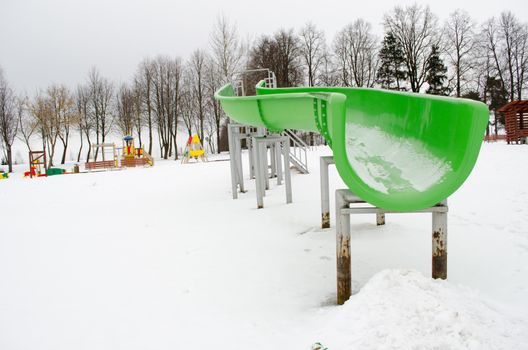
[{"xmin": 0, "ymin": 143, "xmax": 527, "ymax": 349}]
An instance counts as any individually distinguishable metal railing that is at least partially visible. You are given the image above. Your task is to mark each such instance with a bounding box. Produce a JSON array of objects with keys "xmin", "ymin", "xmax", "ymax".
[
  {"xmin": 282, "ymin": 129, "xmax": 309, "ymax": 174},
  {"xmin": 232, "ymin": 69, "xmax": 276, "ymax": 96}
]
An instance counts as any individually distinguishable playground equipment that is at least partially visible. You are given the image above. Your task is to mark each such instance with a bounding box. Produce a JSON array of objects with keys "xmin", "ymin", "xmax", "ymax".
[
  {"xmin": 25, "ymin": 151, "xmax": 47, "ymax": 178},
  {"xmin": 181, "ymin": 134, "xmax": 208, "ymax": 163},
  {"xmin": 46, "ymin": 168, "xmax": 66, "ymax": 176},
  {"xmin": 215, "ymin": 73, "xmax": 489, "ymax": 304},
  {"xmin": 85, "ymin": 138, "xmax": 154, "ymax": 171},
  {"xmin": 121, "ymin": 135, "xmax": 154, "ymax": 167},
  {"xmin": 215, "ymin": 80, "xmax": 488, "ymax": 212},
  {"xmin": 85, "ymin": 143, "xmax": 118, "ymax": 171}
]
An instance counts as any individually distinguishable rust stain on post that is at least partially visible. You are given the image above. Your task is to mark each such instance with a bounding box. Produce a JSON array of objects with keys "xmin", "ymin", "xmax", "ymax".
[
  {"xmin": 337, "ymin": 234, "xmax": 351, "ymax": 305},
  {"xmin": 322, "ymin": 212, "xmax": 330, "ymax": 229},
  {"xmin": 432, "ymin": 229, "xmax": 447, "ymax": 279},
  {"xmin": 376, "ymin": 213, "xmax": 385, "ymax": 226}
]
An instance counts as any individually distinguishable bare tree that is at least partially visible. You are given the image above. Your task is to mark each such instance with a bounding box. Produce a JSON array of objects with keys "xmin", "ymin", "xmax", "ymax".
[
  {"xmin": 87, "ymin": 67, "xmax": 114, "ymax": 160},
  {"xmin": 31, "ymin": 88, "xmax": 58, "ymax": 167},
  {"xmin": 136, "ymin": 59, "xmax": 155, "ymax": 154},
  {"xmin": 205, "ymin": 58, "xmax": 223, "ymax": 153},
  {"xmin": 249, "ymin": 29, "xmax": 303, "ymax": 87},
  {"xmin": 334, "ymin": 19, "xmax": 379, "ymax": 87},
  {"xmin": 53, "ymin": 85, "xmax": 75, "ymax": 164},
  {"xmin": 499, "ymin": 12, "xmax": 527, "ymax": 101},
  {"xmin": 76, "ymin": 85, "xmax": 93, "ymax": 162},
  {"xmin": 483, "ymin": 13, "xmax": 528, "ymax": 102},
  {"xmin": 189, "ymin": 50, "xmax": 207, "ymax": 142},
  {"xmin": 210, "ymin": 14, "xmax": 243, "ymax": 83},
  {"xmin": 384, "ymin": 5, "xmax": 440, "ymax": 92},
  {"xmin": 150, "ymin": 56, "xmax": 183, "ymax": 159},
  {"xmin": 132, "ymin": 79, "xmax": 144, "ymax": 149},
  {"xmin": 17, "ymin": 95, "xmax": 38, "ymax": 153},
  {"xmin": 0, "ymin": 70, "xmax": 18, "ymax": 172},
  {"xmin": 116, "ymin": 83, "xmax": 135, "ymax": 136},
  {"xmin": 180, "ymin": 74, "xmax": 194, "ymax": 137},
  {"xmin": 299, "ymin": 22, "xmax": 326, "ymax": 86},
  {"xmin": 318, "ymin": 52, "xmax": 340, "ymax": 87},
  {"xmin": 444, "ymin": 10, "xmax": 476, "ymax": 97}
]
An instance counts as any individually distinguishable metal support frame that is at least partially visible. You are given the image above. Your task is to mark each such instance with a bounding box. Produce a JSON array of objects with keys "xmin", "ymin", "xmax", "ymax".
[
  {"xmin": 253, "ymin": 135, "xmax": 292, "ymax": 209},
  {"xmin": 228, "ymin": 123, "xmax": 265, "ymax": 199},
  {"xmin": 320, "ymin": 156, "xmax": 335, "ymax": 228},
  {"xmin": 335, "ymin": 189, "xmax": 448, "ymax": 305},
  {"xmin": 320, "ymin": 156, "xmax": 384, "ymax": 229}
]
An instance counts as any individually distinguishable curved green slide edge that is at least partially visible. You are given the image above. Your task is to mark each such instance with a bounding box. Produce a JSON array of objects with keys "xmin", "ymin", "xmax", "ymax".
[{"xmin": 215, "ymin": 82, "xmax": 488, "ymax": 211}]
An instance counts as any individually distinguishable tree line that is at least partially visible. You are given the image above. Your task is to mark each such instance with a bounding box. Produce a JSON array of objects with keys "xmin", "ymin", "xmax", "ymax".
[{"xmin": 1, "ymin": 5, "xmax": 526, "ymax": 172}]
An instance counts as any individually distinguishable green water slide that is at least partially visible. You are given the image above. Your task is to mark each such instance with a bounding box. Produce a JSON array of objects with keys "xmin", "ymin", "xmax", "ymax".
[{"xmin": 215, "ymin": 81, "xmax": 488, "ymax": 211}]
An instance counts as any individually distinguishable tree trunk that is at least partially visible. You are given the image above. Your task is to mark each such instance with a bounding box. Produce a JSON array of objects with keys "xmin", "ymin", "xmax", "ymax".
[
  {"xmin": 77, "ymin": 129, "xmax": 84, "ymax": 163},
  {"xmin": 7, "ymin": 145, "xmax": 12, "ymax": 173},
  {"xmin": 61, "ymin": 140, "xmax": 68, "ymax": 164}
]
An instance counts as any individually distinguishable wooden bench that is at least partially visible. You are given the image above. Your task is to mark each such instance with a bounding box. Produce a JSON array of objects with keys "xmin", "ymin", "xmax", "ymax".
[
  {"xmin": 85, "ymin": 160, "xmax": 116, "ymax": 170},
  {"xmin": 120, "ymin": 158, "xmax": 149, "ymax": 167}
]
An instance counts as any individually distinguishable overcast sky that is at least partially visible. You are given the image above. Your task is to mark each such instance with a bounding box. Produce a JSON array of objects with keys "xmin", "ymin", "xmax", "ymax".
[{"xmin": 1, "ymin": 0, "xmax": 526, "ymax": 93}]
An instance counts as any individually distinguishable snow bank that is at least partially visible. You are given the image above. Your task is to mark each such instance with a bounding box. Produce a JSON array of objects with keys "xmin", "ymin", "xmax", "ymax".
[{"xmin": 315, "ymin": 269, "xmax": 527, "ymax": 350}]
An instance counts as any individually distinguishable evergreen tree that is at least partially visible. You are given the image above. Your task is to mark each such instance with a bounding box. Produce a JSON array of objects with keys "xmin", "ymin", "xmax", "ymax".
[
  {"xmin": 425, "ymin": 45, "xmax": 450, "ymax": 95},
  {"xmin": 461, "ymin": 91, "xmax": 482, "ymax": 102},
  {"xmin": 377, "ymin": 32, "xmax": 407, "ymax": 90},
  {"xmin": 485, "ymin": 76, "xmax": 508, "ymax": 125}
]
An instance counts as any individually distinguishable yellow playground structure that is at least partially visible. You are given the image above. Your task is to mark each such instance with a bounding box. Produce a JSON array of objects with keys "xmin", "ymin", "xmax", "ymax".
[
  {"xmin": 121, "ymin": 135, "xmax": 154, "ymax": 167},
  {"xmin": 182, "ymin": 134, "xmax": 208, "ymax": 163}
]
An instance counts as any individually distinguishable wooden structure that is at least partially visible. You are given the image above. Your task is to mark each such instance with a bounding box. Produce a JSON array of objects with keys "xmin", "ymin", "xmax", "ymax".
[
  {"xmin": 85, "ymin": 143, "xmax": 118, "ymax": 170},
  {"xmin": 484, "ymin": 134, "xmax": 506, "ymax": 142},
  {"xmin": 498, "ymin": 100, "xmax": 528, "ymax": 144},
  {"xmin": 27, "ymin": 151, "xmax": 47, "ymax": 178}
]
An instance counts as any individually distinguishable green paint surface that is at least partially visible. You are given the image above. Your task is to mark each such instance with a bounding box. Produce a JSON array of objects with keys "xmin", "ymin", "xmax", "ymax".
[{"xmin": 215, "ymin": 82, "xmax": 488, "ymax": 211}]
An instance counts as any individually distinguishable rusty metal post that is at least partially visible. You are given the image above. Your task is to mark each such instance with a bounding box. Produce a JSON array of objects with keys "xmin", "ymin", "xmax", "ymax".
[
  {"xmin": 432, "ymin": 200, "xmax": 448, "ymax": 279},
  {"xmin": 320, "ymin": 156, "xmax": 335, "ymax": 229},
  {"xmin": 376, "ymin": 213, "xmax": 385, "ymax": 226},
  {"xmin": 336, "ymin": 189, "xmax": 352, "ymax": 305}
]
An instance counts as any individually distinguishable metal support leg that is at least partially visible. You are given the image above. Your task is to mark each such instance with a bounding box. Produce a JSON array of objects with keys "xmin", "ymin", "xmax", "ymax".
[
  {"xmin": 432, "ymin": 200, "xmax": 448, "ymax": 279},
  {"xmin": 253, "ymin": 138, "xmax": 264, "ymax": 209},
  {"xmin": 335, "ymin": 189, "xmax": 353, "ymax": 305},
  {"xmin": 320, "ymin": 156, "xmax": 334, "ymax": 229},
  {"xmin": 235, "ymin": 128, "xmax": 245, "ymax": 193},
  {"xmin": 275, "ymin": 142, "xmax": 283, "ymax": 184},
  {"xmin": 248, "ymin": 138, "xmax": 255, "ymax": 179},
  {"xmin": 260, "ymin": 143, "xmax": 269, "ymax": 191},
  {"xmin": 270, "ymin": 144, "xmax": 277, "ymax": 179},
  {"xmin": 333, "ymin": 189, "xmax": 448, "ymax": 305},
  {"xmin": 228, "ymin": 125, "xmax": 238, "ymax": 199},
  {"xmin": 283, "ymin": 140, "xmax": 292, "ymax": 204}
]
